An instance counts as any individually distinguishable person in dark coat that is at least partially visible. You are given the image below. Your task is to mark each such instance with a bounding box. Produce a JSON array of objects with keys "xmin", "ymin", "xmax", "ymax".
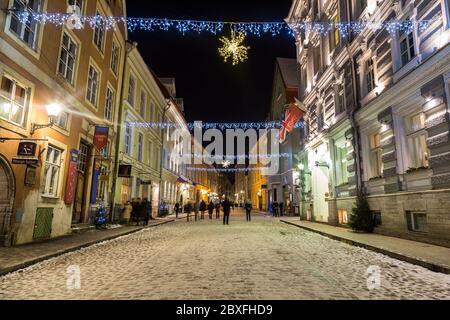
[
  {"xmin": 186, "ymin": 202, "xmax": 193, "ymax": 222},
  {"xmin": 244, "ymin": 199, "xmax": 252, "ymax": 222},
  {"xmin": 222, "ymin": 198, "xmax": 231, "ymax": 225},
  {"xmin": 142, "ymin": 198, "xmax": 152, "ymax": 226},
  {"xmin": 273, "ymin": 201, "xmax": 279, "ymax": 217},
  {"xmin": 134, "ymin": 198, "xmax": 142, "ymax": 226},
  {"xmin": 215, "ymin": 202, "xmax": 220, "ymax": 220},
  {"xmin": 279, "ymin": 202, "xmax": 284, "ymax": 217},
  {"xmin": 200, "ymin": 200, "xmax": 207, "ymax": 220},
  {"xmin": 174, "ymin": 202, "xmax": 180, "ymax": 218},
  {"xmin": 207, "ymin": 202, "xmax": 214, "ymax": 220}
]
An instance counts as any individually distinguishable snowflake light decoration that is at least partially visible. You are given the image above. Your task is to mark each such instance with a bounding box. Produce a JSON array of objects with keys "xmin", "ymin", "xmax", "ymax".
[
  {"xmin": 218, "ymin": 31, "xmax": 250, "ymax": 66},
  {"xmin": 222, "ymin": 160, "xmax": 232, "ymax": 168}
]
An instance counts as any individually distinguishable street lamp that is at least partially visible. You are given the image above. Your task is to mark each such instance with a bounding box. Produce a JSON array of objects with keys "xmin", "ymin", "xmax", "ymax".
[{"xmin": 31, "ymin": 103, "xmax": 62, "ymax": 135}]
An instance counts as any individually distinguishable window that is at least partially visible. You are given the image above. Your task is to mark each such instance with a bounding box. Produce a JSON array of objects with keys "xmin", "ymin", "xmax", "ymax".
[
  {"xmin": 68, "ymin": 0, "xmax": 83, "ymax": 9},
  {"xmin": 155, "ymin": 147, "xmax": 161, "ymax": 170},
  {"xmin": 369, "ymin": 133, "xmax": 383, "ymax": 178},
  {"xmin": 140, "ymin": 90, "xmax": 146, "ymax": 119},
  {"xmin": 361, "ymin": 0, "xmax": 368, "ymax": 12},
  {"xmin": 406, "ymin": 211, "xmax": 428, "ymax": 232},
  {"xmin": 125, "ymin": 121, "xmax": 132, "ymax": 155},
  {"xmin": 78, "ymin": 141, "xmax": 89, "ymax": 173},
  {"xmin": 93, "ymin": 10, "xmax": 105, "ymax": 52},
  {"xmin": 335, "ymin": 83, "xmax": 345, "ymax": 115},
  {"xmin": 55, "ymin": 112, "xmax": 69, "ymax": 130},
  {"xmin": 110, "ymin": 40, "xmax": 119, "ymax": 75},
  {"xmin": 0, "ymin": 75, "xmax": 29, "ymax": 126},
  {"xmin": 313, "ymin": 44, "xmax": 322, "ymax": 76},
  {"xmin": 86, "ymin": 64, "xmax": 99, "ymax": 106},
  {"xmin": 317, "ymin": 106, "xmax": 324, "ymax": 132},
  {"xmin": 338, "ymin": 209, "xmax": 348, "ymax": 224},
  {"xmin": 58, "ymin": 32, "xmax": 77, "ymax": 84},
  {"xmin": 372, "ymin": 211, "xmax": 382, "ymax": 227},
  {"xmin": 42, "ymin": 145, "xmax": 62, "ymax": 197},
  {"xmin": 138, "ymin": 133, "xmax": 143, "ymax": 162},
  {"xmin": 329, "ymin": 15, "xmax": 339, "ymax": 52},
  {"xmin": 97, "ymin": 166, "xmax": 107, "ymax": 201},
  {"xmin": 9, "ymin": 0, "xmax": 41, "ymax": 49},
  {"xmin": 127, "ymin": 74, "xmax": 136, "ymax": 106},
  {"xmin": 300, "ymin": 66, "xmax": 307, "ymax": 94},
  {"xmin": 148, "ymin": 141, "xmax": 153, "ymax": 165},
  {"xmin": 399, "ymin": 29, "xmax": 416, "ymax": 67},
  {"xmin": 406, "ymin": 113, "xmax": 429, "ymax": 169},
  {"xmin": 105, "ymin": 87, "xmax": 114, "ymax": 121},
  {"xmin": 365, "ymin": 59, "xmax": 376, "ymax": 94},
  {"xmin": 335, "ymin": 144, "xmax": 348, "ymax": 186}
]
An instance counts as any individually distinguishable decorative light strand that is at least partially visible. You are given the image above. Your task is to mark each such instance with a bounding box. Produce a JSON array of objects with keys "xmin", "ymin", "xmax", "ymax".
[
  {"xmin": 9, "ymin": 9, "xmax": 431, "ymax": 37},
  {"xmin": 183, "ymin": 153, "xmax": 291, "ymax": 160},
  {"xmin": 126, "ymin": 121, "xmax": 305, "ymax": 130},
  {"xmin": 187, "ymin": 167, "xmax": 269, "ymax": 173}
]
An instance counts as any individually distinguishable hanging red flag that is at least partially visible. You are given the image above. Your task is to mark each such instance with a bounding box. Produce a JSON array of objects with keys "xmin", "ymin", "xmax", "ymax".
[{"xmin": 279, "ymin": 102, "xmax": 304, "ymax": 143}]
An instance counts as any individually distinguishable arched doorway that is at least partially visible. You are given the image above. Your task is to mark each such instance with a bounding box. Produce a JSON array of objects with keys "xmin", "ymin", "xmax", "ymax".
[{"xmin": 0, "ymin": 155, "xmax": 15, "ymax": 246}]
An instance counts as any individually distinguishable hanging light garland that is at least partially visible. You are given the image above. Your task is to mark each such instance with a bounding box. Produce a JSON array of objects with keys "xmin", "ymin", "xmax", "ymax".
[
  {"xmin": 9, "ymin": 9, "xmax": 431, "ymax": 37},
  {"xmin": 126, "ymin": 121, "xmax": 305, "ymax": 130},
  {"xmin": 187, "ymin": 167, "xmax": 269, "ymax": 173}
]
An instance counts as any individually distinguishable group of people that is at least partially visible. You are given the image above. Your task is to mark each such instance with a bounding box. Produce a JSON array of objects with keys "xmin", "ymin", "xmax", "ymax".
[
  {"xmin": 175, "ymin": 198, "xmax": 237, "ymax": 225},
  {"xmin": 270, "ymin": 201, "xmax": 284, "ymax": 217},
  {"xmin": 121, "ymin": 198, "xmax": 153, "ymax": 226}
]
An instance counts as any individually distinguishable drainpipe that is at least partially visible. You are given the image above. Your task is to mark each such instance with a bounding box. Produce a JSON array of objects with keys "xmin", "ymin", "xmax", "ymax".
[{"xmin": 109, "ymin": 40, "xmax": 138, "ymax": 223}]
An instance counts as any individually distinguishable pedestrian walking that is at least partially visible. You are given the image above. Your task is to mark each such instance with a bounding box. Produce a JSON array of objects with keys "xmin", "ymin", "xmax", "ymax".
[
  {"xmin": 245, "ymin": 199, "xmax": 252, "ymax": 222},
  {"xmin": 123, "ymin": 201, "xmax": 133, "ymax": 224},
  {"xmin": 186, "ymin": 202, "xmax": 193, "ymax": 222},
  {"xmin": 208, "ymin": 201, "xmax": 214, "ymax": 220},
  {"xmin": 279, "ymin": 202, "xmax": 284, "ymax": 217},
  {"xmin": 215, "ymin": 202, "xmax": 220, "ymax": 220},
  {"xmin": 174, "ymin": 202, "xmax": 180, "ymax": 219},
  {"xmin": 273, "ymin": 201, "xmax": 279, "ymax": 217},
  {"xmin": 194, "ymin": 202, "xmax": 200, "ymax": 222},
  {"xmin": 222, "ymin": 197, "xmax": 231, "ymax": 225},
  {"xmin": 200, "ymin": 200, "xmax": 207, "ymax": 220},
  {"xmin": 142, "ymin": 198, "xmax": 151, "ymax": 226}
]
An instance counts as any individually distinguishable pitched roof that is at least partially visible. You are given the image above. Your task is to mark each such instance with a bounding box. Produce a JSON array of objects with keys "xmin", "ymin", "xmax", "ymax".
[{"xmin": 276, "ymin": 57, "xmax": 299, "ymax": 90}]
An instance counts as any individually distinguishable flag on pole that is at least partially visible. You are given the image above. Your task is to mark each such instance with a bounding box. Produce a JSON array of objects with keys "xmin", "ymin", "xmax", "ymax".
[{"xmin": 279, "ymin": 100, "xmax": 305, "ymax": 143}]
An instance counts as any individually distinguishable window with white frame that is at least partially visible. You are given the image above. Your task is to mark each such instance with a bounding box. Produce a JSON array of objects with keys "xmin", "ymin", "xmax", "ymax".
[
  {"xmin": 9, "ymin": 0, "xmax": 42, "ymax": 49},
  {"xmin": 365, "ymin": 58, "xmax": 376, "ymax": 94},
  {"xmin": 140, "ymin": 90, "xmax": 147, "ymax": 119},
  {"xmin": 58, "ymin": 32, "xmax": 77, "ymax": 84},
  {"xmin": 335, "ymin": 143, "xmax": 348, "ymax": 186},
  {"xmin": 86, "ymin": 64, "xmax": 99, "ymax": 106},
  {"xmin": 42, "ymin": 145, "xmax": 62, "ymax": 197},
  {"xmin": 54, "ymin": 111, "xmax": 69, "ymax": 130},
  {"xmin": 369, "ymin": 132, "xmax": 383, "ymax": 178},
  {"xmin": 0, "ymin": 75, "xmax": 29, "ymax": 126},
  {"xmin": 105, "ymin": 86, "xmax": 114, "ymax": 121},
  {"xmin": 110, "ymin": 40, "xmax": 119, "ymax": 75},
  {"xmin": 93, "ymin": 10, "xmax": 105, "ymax": 52},
  {"xmin": 127, "ymin": 74, "xmax": 136, "ymax": 106},
  {"xmin": 300, "ymin": 65, "xmax": 307, "ymax": 94},
  {"xmin": 406, "ymin": 112, "xmax": 429, "ymax": 170},
  {"xmin": 399, "ymin": 28, "xmax": 416, "ymax": 67},
  {"xmin": 68, "ymin": 0, "xmax": 83, "ymax": 9},
  {"xmin": 137, "ymin": 132, "xmax": 143, "ymax": 162},
  {"xmin": 406, "ymin": 211, "xmax": 428, "ymax": 232},
  {"xmin": 125, "ymin": 121, "xmax": 132, "ymax": 155}
]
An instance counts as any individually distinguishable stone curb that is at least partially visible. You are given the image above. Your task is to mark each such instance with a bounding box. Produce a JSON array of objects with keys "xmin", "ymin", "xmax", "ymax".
[
  {"xmin": 281, "ymin": 220, "xmax": 450, "ymax": 275},
  {"xmin": 0, "ymin": 219, "xmax": 174, "ymax": 277}
]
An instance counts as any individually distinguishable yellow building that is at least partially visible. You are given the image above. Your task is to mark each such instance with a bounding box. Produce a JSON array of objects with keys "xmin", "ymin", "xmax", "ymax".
[{"xmin": 0, "ymin": 0, "xmax": 127, "ymax": 245}]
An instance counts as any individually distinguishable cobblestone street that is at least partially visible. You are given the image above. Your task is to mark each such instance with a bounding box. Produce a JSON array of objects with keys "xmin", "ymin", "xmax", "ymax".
[{"xmin": 1, "ymin": 210, "xmax": 450, "ymax": 300}]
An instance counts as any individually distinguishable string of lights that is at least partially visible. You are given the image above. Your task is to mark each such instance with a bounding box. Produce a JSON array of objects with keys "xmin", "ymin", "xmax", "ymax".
[
  {"xmin": 180, "ymin": 153, "xmax": 291, "ymax": 160},
  {"xmin": 186, "ymin": 167, "xmax": 269, "ymax": 173},
  {"xmin": 9, "ymin": 9, "xmax": 431, "ymax": 37},
  {"xmin": 126, "ymin": 121, "xmax": 305, "ymax": 130}
]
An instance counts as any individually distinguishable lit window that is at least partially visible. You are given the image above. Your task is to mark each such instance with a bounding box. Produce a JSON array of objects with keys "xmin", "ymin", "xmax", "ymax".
[
  {"xmin": 86, "ymin": 65, "xmax": 99, "ymax": 106},
  {"xmin": 335, "ymin": 145, "xmax": 348, "ymax": 186},
  {"xmin": 369, "ymin": 133, "xmax": 383, "ymax": 178},
  {"xmin": 335, "ymin": 83, "xmax": 345, "ymax": 115},
  {"xmin": 406, "ymin": 113, "xmax": 429, "ymax": 169},
  {"xmin": 9, "ymin": 0, "xmax": 42, "ymax": 49},
  {"xmin": 0, "ymin": 75, "xmax": 29, "ymax": 126},
  {"xmin": 105, "ymin": 87, "xmax": 114, "ymax": 121},
  {"xmin": 58, "ymin": 32, "xmax": 77, "ymax": 84},
  {"xmin": 42, "ymin": 145, "xmax": 62, "ymax": 197},
  {"xmin": 400, "ymin": 29, "xmax": 416, "ymax": 67},
  {"xmin": 329, "ymin": 15, "xmax": 339, "ymax": 52},
  {"xmin": 93, "ymin": 10, "xmax": 105, "ymax": 52},
  {"xmin": 313, "ymin": 44, "xmax": 322, "ymax": 76}
]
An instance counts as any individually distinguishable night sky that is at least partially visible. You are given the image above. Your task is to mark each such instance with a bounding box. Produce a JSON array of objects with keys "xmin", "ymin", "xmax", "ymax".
[{"xmin": 126, "ymin": 0, "xmax": 296, "ymax": 123}]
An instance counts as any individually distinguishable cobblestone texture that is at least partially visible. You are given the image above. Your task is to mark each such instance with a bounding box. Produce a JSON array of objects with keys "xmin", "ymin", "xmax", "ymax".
[{"xmin": 1, "ymin": 212, "xmax": 450, "ymax": 300}]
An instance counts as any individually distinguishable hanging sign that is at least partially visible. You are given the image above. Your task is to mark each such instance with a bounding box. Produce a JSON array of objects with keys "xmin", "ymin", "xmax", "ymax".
[
  {"xmin": 93, "ymin": 126, "xmax": 109, "ymax": 151},
  {"xmin": 17, "ymin": 142, "xmax": 37, "ymax": 157},
  {"xmin": 64, "ymin": 149, "xmax": 79, "ymax": 205}
]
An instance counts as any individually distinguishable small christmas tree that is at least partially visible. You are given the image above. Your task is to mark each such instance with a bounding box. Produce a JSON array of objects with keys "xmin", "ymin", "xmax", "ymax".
[
  {"xmin": 348, "ymin": 193, "xmax": 374, "ymax": 233},
  {"xmin": 94, "ymin": 203, "xmax": 107, "ymax": 229}
]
